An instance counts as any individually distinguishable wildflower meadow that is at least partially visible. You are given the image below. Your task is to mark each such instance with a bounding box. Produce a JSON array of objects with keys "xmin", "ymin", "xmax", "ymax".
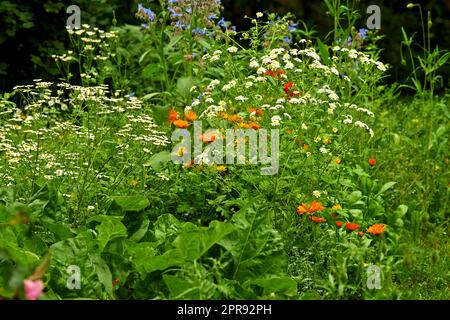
[{"xmin": 0, "ymin": 0, "xmax": 448, "ymax": 302}]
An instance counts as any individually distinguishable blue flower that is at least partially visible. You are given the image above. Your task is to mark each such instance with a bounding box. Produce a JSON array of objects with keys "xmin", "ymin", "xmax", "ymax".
[
  {"xmin": 192, "ymin": 28, "xmax": 207, "ymax": 36},
  {"xmin": 288, "ymin": 23, "xmax": 298, "ymax": 32},
  {"xmin": 230, "ymin": 26, "xmax": 236, "ymax": 32},
  {"xmin": 138, "ymin": 3, "xmax": 156, "ymax": 21},
  {"xmin": 283, "ymin": 36, "xmax": 291, "ymax": 43},
  {"xmin": 218, "ymin": 17, "xmax": 228, "ymax": 29},
  {"xmin": 168, "ymin": 0, "xmax": 178, "ymax": 4},
  {"xmin": 358, "ymin": 28, "xmax": 367, "ymax": 39},
  {"xmin": 185, "ymin": 7, "xmax": 192, "ymax": 14},
  {"xmin": 167, "ymin": 6, "xmax": 183, "ymax": 18},
  {"xmin": 347, "ymin": 35, "xmax": 352, "ymax": 46},
  {"xmin": 208, "ymin": 13, "xmax": 217, "ymax": 20}
]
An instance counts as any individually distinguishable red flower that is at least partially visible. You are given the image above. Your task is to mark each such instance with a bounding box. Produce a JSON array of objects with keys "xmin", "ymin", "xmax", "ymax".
[
  {"xmin": 345, "ymin": 222, "xmax": 360, "ymax": 232},
  {"xmin": 311, "ymin": 216, "xmax": 327, "ymax": 223},
  {"xmin": 336, "ymin": 221, "xmax": 343, "ymax": 228},
  {"xmin": 265, "ymin": 70, "xmax": 275, "ymax": 77},
  {"xmin": 284, "ymin": 82, "xmax": 295, "ymax": 94},
  {"xmin": 276, "ymin": 69, "xmax": 286, "ymax": 77},
  {"xmin": 368, "ymin": 158, "xmax": 376, "ymax": 167},
  {"xmin": 357, "ymin": 231, "xmax": 364, "ymax": 237},
  {"xmin": 168, "ymin": 109, "xmax": 180, "ymax": 123}
]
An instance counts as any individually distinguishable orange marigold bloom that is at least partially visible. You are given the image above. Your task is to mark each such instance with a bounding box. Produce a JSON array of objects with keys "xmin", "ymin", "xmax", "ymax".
[
  {"xmin": 311, "ymin": 216, "xmax": 327, "ymax": 223},
  {"xmin": 250, "ymin": 122, "xmax": 261, "ymax": 130},
  {"xmin": 168, "ymin": 109, "xmax": 180, "ymax": 123},
  {"xmin": 357, "ymin": 231, "xmax": 364, "ymax": 237},
  {"xmin": 185, "ymin": 111, "xmax": 197, "ymax": 122},
  {"xmin": 308, "ymin": 200, "xmax": 325, "ymax": 213},
  {"xmin": 336, "ymin": 221, "xmax": 343, "ymax": 228},
  {"xmin": 345, "ymin": 222, "xmax": 360, "ymax": 231},
  {"xmin": 173, "ymin": 119, "xmax": 189, "ymax": 128},
  {"xmin": 199, "ymin": 131, "xmax": 218, "ymax": 143},
  {"xmin": 239, "ymin": 123, "xmax": 251, "ymax": 129},
  {"xmin": 296, "ymin": 203, "xmax": 308, "ymax": 215},
  {"xmin": 229, "ymin": 114, "xmax": 241, "ymax": 122},
  {"xmin": 367, "ymin": 223, "xmax": 387, "ymax": 236}
]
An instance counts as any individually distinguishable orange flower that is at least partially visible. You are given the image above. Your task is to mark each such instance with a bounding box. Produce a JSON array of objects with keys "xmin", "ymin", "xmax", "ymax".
[
  {"xmin": 173, "ymin": 119, "xmax": 189, "ymax": 128},
  {"xmin": 249, "ymin": 107, "xmax": 263, "ymax": 115},
  {"xmin": 168, "ymin": 109, "xmax": 180, "ymax": 123},
  {"xmin": 336, "ymin": 221, "xmax": 343, "ymax": 228},
  {"xmin": 303, "ymin": 144, "xmax": 309, "ymax": 150},
  {"xmin": 250, "ymin": 122, "xmax": 261, "ymax": 130},
  {"xmin": 367, "ymin": 223, "xmax": 387, "ymax": 236},
  {"xmin": 219, "ymin": 112, "xmax": 228, "ymax": 119},
  {"xmin": 185, "ymin": 111, "xmax": 197, "ymax": 122},
  {"xmin": 334, "ymin": 158, "xmax": 342, "ymax": 164},
  {"xmin": 308, "ymin": 201, "xmax": 325, "ymax": 213},
  {"xmin": 296, "ymin": 203, "xmax": 308, "ymax": 215},
  {"xmin": 199, "ymin": 131, "xmax": 218, "ymax": 143},
  {"xmin": 238, "ymin": 123, "xmax": 251, "ymax": 129},
  {"xmin": 357, "ymin": 231, "xmax": 364, "ymax": 237},
  {"xmin": 368, "ymin": 158, "xmax": 376, "ymax": 167},
  {"xmin": 297, "ymin": 201, "xmax": 325, "ymax": 215},
  {"xmin": 311, "ymin": 216, "xmax": 327, "ymax": 223},
  {"xmin": 229, "ymin": 114, "xmax": 241, "ymax": 122},
  {"xmin": 345, "ymin": 222, "xmax": 360, "ymax": 231}
]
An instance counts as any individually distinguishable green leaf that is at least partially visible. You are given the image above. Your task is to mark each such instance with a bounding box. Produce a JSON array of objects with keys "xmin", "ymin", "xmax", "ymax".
[
  {"xmin": 129, "ymin": 217, "xmax": 150, "ymax": 242},
  {"xmin": 144, "ymin": 150, "xmax": 171, "ymax": 170},
  {"xmin": 50, "ymin": 232, "xmax": 114, "ymax": 298},
  {"xmin": 218, "ymin": 204, "xmax": 289, "ymax": 284},
  {"xmin": 87, "ymin": 215, "xmax": 127, "ymax": 251},
  {"xmin": 153, "ymin": 214, "xmax": 183, "ymax": 245},
  {"xmin": 249, "ymin": 276, "xmax": 298, "ymax": 298},
  {"xmin": 172, "ymin": 220, "xmax": 234, "ymax": 261},
  {"xmin": 376, "ymin": 181, "xmax": 396, "ymax": 197},
  {"xmin": 111, "ymin": 195, "xmax": 150, "ymax": 212},
  {"xmin": 176, "ymin": 76, "xmax": 198, "ymax": 98},
  {"xmin": 317, "ymin": 38, "xmax": 330, "ymax": 65}
]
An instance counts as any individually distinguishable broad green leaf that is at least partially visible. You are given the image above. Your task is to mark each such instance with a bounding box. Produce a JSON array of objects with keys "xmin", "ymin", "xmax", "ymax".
[
  {"xmin": 154, "ymin": 214, "xmax": 183, "ymax": 245},
  {"xmin": 172, "ymin": 220, "xmax": 234, "ymax": 261},
  {"xmin": 145, "ymin": 150, "xmax": 172, "ymax": 170},
  {"xmin": 376, "ymin": 181, "xmax": 396, "ymax": 197},
  {"xmin": 218, "ymin": 204, "xmax": 289, "ymax": 283},
  {"xmin": 111, "ymin": 195, "xmax": 150, "ymax": 212},
  {"xmin": 50, "ymin": 232, "xmax": 114, "ymax": 299},
  {"xmin": 87, "ymin": 215, "xmax": 127, "ymax": 251},
  {"xmin": 249, "ymin": 276, "xmax": 298, "ymax": 298},
  {"xmin": 176, "ymin": 76, "xmax": 198, "ymax": 98}
]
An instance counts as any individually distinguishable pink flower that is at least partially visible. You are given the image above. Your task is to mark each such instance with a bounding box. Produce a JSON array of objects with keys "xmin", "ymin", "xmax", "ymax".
[{"xmin": 23, "ymin": 279, "xmax": 44, "ymax": 300}]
